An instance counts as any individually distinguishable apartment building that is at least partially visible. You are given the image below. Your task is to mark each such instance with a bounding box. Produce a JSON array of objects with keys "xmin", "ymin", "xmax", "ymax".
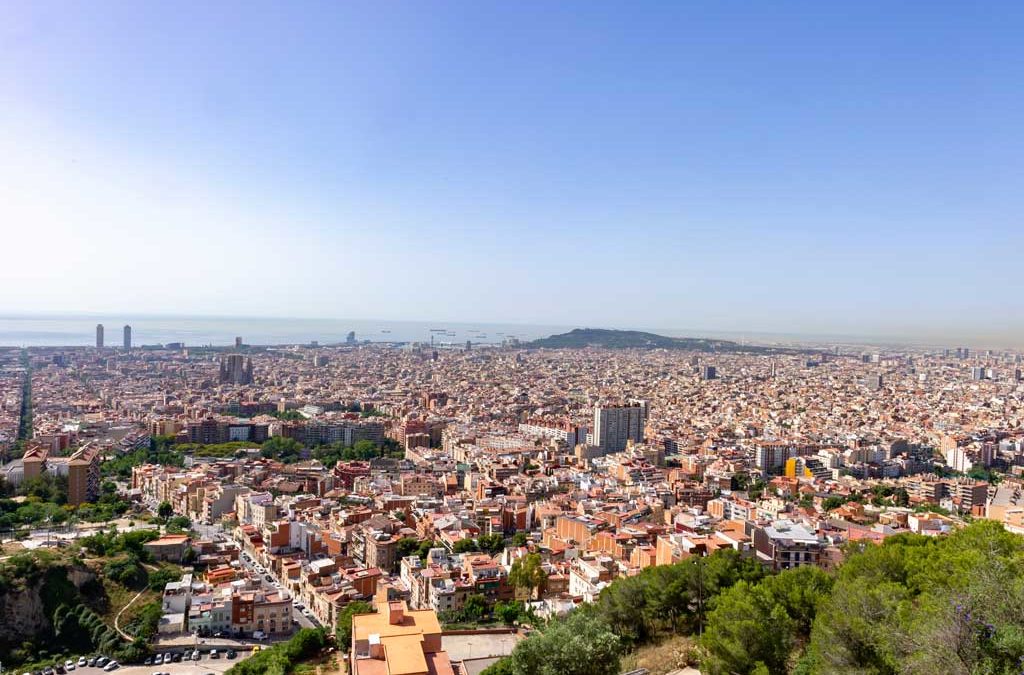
[{"xmin": 350, "ymin": 601, "xmax": 455, "ymax": 675}]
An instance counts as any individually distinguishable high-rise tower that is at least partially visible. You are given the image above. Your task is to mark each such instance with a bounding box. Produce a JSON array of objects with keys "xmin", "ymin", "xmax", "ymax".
[
  {"xmin": 96, "ymin": 324, "xmax": 104, "ymax": 349},
  {"xmin": 592, "ymin": 400, "xmax": 649, "ymax": 453},
  {"xmin": 123, "ymin": 325, "xmax": 132, "ymax": 351}
]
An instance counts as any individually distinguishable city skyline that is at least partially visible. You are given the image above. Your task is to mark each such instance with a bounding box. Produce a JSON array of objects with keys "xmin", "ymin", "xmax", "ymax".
[{"xmin": 3, "ymin": 2, "xmax": 1023, "ymax": 341}]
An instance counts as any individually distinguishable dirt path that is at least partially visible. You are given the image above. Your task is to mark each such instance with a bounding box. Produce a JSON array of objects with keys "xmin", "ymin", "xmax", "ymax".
[{"xmin": 114, "ymin": 588, "xmax": 148, "ymax": 641}]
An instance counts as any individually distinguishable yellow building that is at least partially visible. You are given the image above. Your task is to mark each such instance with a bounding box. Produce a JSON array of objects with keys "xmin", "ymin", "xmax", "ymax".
[{"xmin": 350, "ymin": 601, "xmax": 455, "ymax": 675}]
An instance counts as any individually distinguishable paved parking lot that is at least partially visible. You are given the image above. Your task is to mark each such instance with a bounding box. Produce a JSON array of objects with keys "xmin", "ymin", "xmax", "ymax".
[
  {"xmin": 442, "ymin": 632, "xmax": 520, "ymax": 662},
  {"xmin": 35, "ymin": 653, "xmax": 253, "ymax": 675}
]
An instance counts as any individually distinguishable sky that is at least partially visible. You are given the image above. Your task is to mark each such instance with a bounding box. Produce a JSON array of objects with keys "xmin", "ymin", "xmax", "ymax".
[{"xmin": 1, "ymin": 1, "xmax": 1023, "ymax": 343}]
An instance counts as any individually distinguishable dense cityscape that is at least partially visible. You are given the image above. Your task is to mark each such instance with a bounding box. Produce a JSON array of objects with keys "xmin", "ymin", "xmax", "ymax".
[
  {"xmin": 5, "ymin": 1, "xmax": 1021, "ymax": 674},
  {"xmin": 3, "ymin": 325, "xmax": 1024, "ymax": 674}
]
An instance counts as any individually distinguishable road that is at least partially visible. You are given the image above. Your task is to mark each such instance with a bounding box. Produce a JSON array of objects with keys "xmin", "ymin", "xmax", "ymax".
[
  {"xmin": 45, "ymin": 654, "xmax": 252, "ymax": 675},
  {"xmin": 136, "ymin": 502, "xmax": 323, "ymax": 635},
  {"xmin": 232, "ymin": 538, "xmax": 321, "ymax": 631}
]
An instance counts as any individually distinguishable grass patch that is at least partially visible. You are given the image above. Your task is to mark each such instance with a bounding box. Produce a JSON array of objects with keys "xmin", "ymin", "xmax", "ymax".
[
  {"xmin": 99, "ymin": 574, "xmax": 158, "ymax": 628},
  {"xmin": 618, "ymin": 634, "xmax": 700, "ymax": 675}
]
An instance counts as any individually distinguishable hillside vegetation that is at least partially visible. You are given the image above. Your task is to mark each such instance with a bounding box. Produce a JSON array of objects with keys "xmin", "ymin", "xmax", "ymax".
[
  {"xmin": 484, "ymin": 520, "xmax": 1024, "ymax": 675},
  {"xmin": 529, "ymin": 328, "xmax": 795, "ymax": 353},
  {"xmin": 0, "ymin": 530, "xmax": 175, "ymax": 670}
]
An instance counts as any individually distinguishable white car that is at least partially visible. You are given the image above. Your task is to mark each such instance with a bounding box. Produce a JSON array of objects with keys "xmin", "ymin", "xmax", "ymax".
[
  {"xmin": 65, "ymin": 661, "xmax": 76, "ymax": 671},
  {"xmin": 78, "ymin": 657, "xmax": 87, "ymax": 667}
]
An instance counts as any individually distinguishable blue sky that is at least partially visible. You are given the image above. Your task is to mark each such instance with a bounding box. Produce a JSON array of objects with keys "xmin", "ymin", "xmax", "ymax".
[{"xmin": 2, "ymin": 2, "xmax": 1022, "ymax": 343}]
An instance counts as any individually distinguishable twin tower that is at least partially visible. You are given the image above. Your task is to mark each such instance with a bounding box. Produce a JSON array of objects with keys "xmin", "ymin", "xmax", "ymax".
[{"xmin": 96, "ymin": 323, "xmax": 130, "ymax": 350}]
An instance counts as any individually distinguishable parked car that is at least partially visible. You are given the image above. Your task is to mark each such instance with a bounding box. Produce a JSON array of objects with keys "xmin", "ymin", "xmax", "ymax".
[
  {"xmin": 78, "ymin": 658, "xmax": 86, "ymax": 667},
  {"xmin": 102, "ymin": 662, "xmax": 119, "ymax": 672}
]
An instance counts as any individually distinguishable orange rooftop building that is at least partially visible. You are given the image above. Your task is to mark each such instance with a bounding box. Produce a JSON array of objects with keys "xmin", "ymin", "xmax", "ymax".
[{"xmin": 351, "ymin": 600, "xmax": 455, "ymax": 675}]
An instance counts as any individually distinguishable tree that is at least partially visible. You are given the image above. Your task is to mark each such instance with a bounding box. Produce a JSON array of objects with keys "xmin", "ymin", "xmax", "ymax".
[
  {"xmin": 166, "ymin": 515, "xmax": 191, "ymax": 533},
  {"xmin": 226, "ymin": 627, "xmax": 326, "ymax": 675},
  {"xmin": 508, "ymin": 611, "xmax": 623, "ymax": 675},
  {"xmin": 701, "ymin": 565, "xmax": 832, "ymax": 675},
  {"xmin": 509, "ymin": 553, "xmax": 547, "ymax": 600},
  {"xmin": 495, "ymin": 600, "xmax": 526, "ymax": 626},
  {"xmin": 157, "ymin": 501, "xmax": 173, "ymax": 519},
  {"xmin": 511, "ymin": 532, "xmax": 529, "ymax": 547},
  {"xmin": 463, "ymin": 594, "xmax": 489, "ymax": 622},
  {"xmin": 261, "ymin": 436, "xmax": 304, "ymax": 462},
  {"xmin": 335, "ymin": 601, "xmax": 373, "ymax": 652},
  {"xmin": 452, "ymin": 538, "xmax": 479, "ymax": 554},
  {"xmin": 477, "ymin": 533, "xmax": 506, "ymax": 555},
  {"xmin": 803, "ymin": 520, "xmax": 1024, "ymax": 675},
  {"xmin": 397, "ymin": 537, "xmax": 423, "ymax": 560},
  {"xmin": 821, "ymin": 496, "xmax": 846, "ymax": 511}
]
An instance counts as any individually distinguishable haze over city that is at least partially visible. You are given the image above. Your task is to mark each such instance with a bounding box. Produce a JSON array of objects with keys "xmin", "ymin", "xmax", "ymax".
[
  {"xmin": 7, "ymin": 5, "xmax": 1024, "ymax": 675},
  {"xmin": 3, "ymin": 2, "xmax": 1023, "ymax": 346}
]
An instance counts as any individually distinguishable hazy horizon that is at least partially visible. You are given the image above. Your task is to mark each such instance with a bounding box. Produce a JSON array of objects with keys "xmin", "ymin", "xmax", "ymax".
[
  {"xmin": 3, "ymin": 2, "xmax": 1023, "ymax": 342},
  {"xmin": 0, "ymin": 311, "xmax": 1020, "ymax": 351}
]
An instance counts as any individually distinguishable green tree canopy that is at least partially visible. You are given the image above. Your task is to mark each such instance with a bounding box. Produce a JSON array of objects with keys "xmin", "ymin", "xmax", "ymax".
[
  {"xmin": 335, "ymin": 601, "xmax": 373, "ymax": 652},
  {"xmin": 506, "ymin": 611, "xmax": 623, "ymax": 675}
]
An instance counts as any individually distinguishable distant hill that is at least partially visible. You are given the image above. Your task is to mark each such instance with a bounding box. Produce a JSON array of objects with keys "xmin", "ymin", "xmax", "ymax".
[{"xmin": 528, "ymin": 328, "xmax": 788, "ymax": 353}]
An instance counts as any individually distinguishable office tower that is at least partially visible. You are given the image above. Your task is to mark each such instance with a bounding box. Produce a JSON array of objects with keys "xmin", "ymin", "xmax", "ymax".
[
  {"xmin": 971, "ymin": 367, "xmax": 985, "ymax": 381},
  {"xmin": 123, "ymin": 325, "xmax": 131, "ymax": 351},
  {"xmin": 219, "ymin": 354, "xmax": 254, "ymax": 384},
  {"xmin": 346, "ymin": 331, "xmax": 356, "ymax": 345},
  {"xmin": 95, "ymin": 324, "xmax": 104, "ymax": 349},
  {"xmin": 863, "ymin": 374, "xmax": 883, "ymax": 390},
  {"xmin": 769, "ymin": 361, "xmax": 777, "ymax": 378},
  {"xmin": 593, "ymin": 400, "xmax": 648, "ymax": 453},
  {"xmin": 235, "ymin": 336, "xmax": 243, "ymax": 348},
  {"xmin": 1015, "ymin": 368, "xmax": 1023, "ymax": 383},
  {"xmin": 702, "ymin": 365, "xmax": 718, "ymax": 380}
]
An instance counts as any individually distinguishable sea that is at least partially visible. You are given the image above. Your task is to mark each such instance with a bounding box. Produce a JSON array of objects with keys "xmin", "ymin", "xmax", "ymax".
[
  {"xmin": 0, "ymin": 315, "xmax": 576, "ymax": 348},
  {"xmin": 0, "ymin": 314, "xmax": 977, "ymax": 351}
]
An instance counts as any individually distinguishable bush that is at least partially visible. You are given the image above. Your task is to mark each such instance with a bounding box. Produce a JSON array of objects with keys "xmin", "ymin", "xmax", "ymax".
[{"xmin": 226, "ymin": 628, "xmax": 327, "ymax": 675}]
